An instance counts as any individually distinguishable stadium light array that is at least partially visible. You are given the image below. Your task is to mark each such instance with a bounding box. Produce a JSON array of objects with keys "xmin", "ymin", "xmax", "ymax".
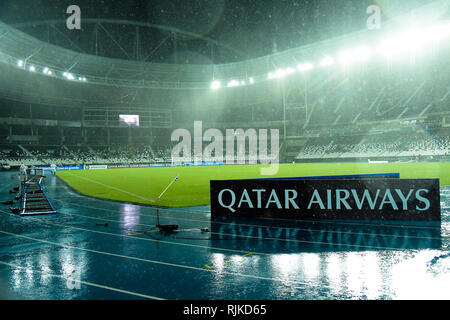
[
  {"xmin": 263, "ymin": 22, "xmax": 450, "ymax": 83},
  {"xmin": 42, "ymin": 67, "xmax": 53, "ymax": 76},
  {"xmin": 275, "ymin": 69, "xmax": 286, "ymax": 78},
  {"xmin": 14, "ymin": 58, "xmax": 88, "ymax": 83},
  {"xmin": 212, "ymin": 22, "xmax": 450, "ymax": 90},
  {"xmin": 227, "ymin": 80, "xmax": 240, "ymax": 87},
  {"xmin": 71, "ymin": 75, "xmax": 87, "ymax": 81},
  {"xmin": 63, "ymin": 72, "xmax": 75, "ymax": 80},
  {"xmin": 268, "ymin": 67, "xmax": 296, "ymax": 80},
  {"xmin": 285, "ymin": 67, "xmax": 295, "ymax": 75},
  {"xmin": 9, "ymin": 22, "xmax": 450, "ymax": 91},
  {"xmin": 429, "ymin": 22, "xmax": 450, "ymax": 41},
  {"xmin": 297, "ymin": 62, "xmax": 314, "ymax": 72}
]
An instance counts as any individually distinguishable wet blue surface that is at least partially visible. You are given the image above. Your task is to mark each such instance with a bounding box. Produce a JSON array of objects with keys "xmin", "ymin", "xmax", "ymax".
[{"xmin": 0, "ymin": 170, "xmax": 449, "ymax": 300}]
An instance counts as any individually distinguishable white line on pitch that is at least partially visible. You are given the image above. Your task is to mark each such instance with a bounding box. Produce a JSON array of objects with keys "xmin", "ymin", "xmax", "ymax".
[{"xmin": 63, "ymin": 172, "xmax": 157, "ymax": 203}]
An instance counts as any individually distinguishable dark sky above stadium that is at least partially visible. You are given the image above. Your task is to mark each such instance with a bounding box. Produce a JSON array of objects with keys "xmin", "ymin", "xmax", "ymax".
[{"xmin": 0, "ymin": 0, "xmax": 436, "ymax": 63}]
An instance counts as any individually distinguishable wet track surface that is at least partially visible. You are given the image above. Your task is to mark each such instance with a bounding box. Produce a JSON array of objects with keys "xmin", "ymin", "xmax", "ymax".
[{"xmin": 0, "ymin": 171, "xmax": 449, "ymax": 299}]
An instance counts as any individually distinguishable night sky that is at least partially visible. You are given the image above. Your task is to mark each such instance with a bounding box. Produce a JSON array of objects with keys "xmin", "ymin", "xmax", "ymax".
[{"xmin": 0, "ymin": 0, "xmax": 436, "ymax": 63}]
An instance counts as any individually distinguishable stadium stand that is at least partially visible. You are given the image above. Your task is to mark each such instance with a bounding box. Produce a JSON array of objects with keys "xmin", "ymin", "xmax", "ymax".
[{"xmin": 0, "ymin": 128, "xmax": 448, "ymax": 167}]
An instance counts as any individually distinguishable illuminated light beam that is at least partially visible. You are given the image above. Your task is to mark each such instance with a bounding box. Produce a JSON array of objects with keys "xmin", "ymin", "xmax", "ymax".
[
  {"xmin": 427, "ymin": 24, "xmax": 449, "ymax": 43},
  {"xmin": 377, "ymin": 38, "xmax": 401, "ymax": 59},
  {"xmin": 400, "ymin": 28, "xmax": 426, "ymax": 53},
  {"xmin": 285, "ymin": 67, "xmax": 295, "ymax": 75},
  {"xmin": 275, "ymin": 68, "xmax": 286, "ymax": 78},
  {"xmin": 210, "ymin": 80, "xmax": 221, "ymax": 90},
  {"xmin": 354, "ymin": 46, "xmax": 372, "ymax": 62},
  {"xmin": 297, "ymin": 62, "xmax": 314, "ymax": 72},
  {"xmin": 338, "ymin": 51, "xmax": 353, "ymax": 66},
  {"xmin": 320, "ymin": 56, "xmax": 334, "ymax": 67}
]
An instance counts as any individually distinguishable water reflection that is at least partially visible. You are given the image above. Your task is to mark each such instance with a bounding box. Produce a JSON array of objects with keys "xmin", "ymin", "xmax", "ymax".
[
  {"xmin": 211, "ymin": 216, "xmax": 442, "ymax": 253},
  {"xmin": 210, "ymin": 215, "xmax": 446, "ymax": 299},
  {"xmin": 120, "ymin": 203, "xmax": 141, "ymax": 230}
]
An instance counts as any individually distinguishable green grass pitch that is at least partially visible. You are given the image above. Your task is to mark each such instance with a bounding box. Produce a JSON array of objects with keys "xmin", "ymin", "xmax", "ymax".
[{"xmin": 56, "ymin": 162, "xmax": 450, "ymax": 207}]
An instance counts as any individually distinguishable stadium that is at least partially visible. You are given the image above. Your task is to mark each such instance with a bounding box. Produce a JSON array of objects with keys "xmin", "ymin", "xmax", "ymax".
[{"xmin": 0, "ymin": 0, "xmax": 449, "ymax": 302}]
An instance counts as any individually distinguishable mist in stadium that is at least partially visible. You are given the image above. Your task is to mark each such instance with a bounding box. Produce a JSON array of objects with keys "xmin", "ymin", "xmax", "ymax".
[{"xmin": 0, "ymin": 0, "xmax": 449, "ymax": 302}]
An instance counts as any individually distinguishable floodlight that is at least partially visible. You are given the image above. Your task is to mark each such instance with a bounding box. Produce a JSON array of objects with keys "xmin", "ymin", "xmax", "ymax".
[
  {"xmin": 275, "ymin": 68, "xmax": 286, "ymax": 78},
  {"xmin": 428, "ymin": 22, "xmax": 450, "ymax": 43},
  {"xmin": 302, "ymin": 62, "xmax": 314, "ymax": 71},
  {"xmin": 227, "ymin": 80, "xmax": 239, "ymax": 87},
  {"xmin": 297, "ymin": 62, "xmax": 314, "ymax": 72},
  {"xmin": 29, "ymin": 65, "xmax": 35, "ymax": 72},
  {"xmin": 285, "ymin": 67, "xmax": 295, "ymax": 75},
  {"xmin": 338, "ymin": 51, "xmax": 353, "ymax": 66},
  {"xmin": 249, "ymin": 77, "xmax": 254, "ymax": 84},
  {"xmin": 320, "ymin": 56, "xmax": 334, "ymax": 67},
  {"xmin": 400, "ymin": 28, "xmax": 426, "ymax": 54},
  {"xmin": 211, "ymin": 80, "xmax": 221, "ymax": 90},
  {"xmin": 354, "ymin": 46, "xmax": 371, "ymax": 62},
  {"xmin": 17, "ymin": 60, "xmax": 24, "ymax": 67},
  {"xmin": 377, "ymin": 38, "xmax": 401, "ymax": 58}
]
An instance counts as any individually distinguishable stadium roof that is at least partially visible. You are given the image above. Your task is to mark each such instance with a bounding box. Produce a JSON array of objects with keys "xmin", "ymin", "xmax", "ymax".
[{"xmin": 0, "ymin": 0, "xmax": 448, "ymax": 97}]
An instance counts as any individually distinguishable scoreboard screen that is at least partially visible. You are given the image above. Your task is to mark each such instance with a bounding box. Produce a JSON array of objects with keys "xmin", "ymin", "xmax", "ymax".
[{"xmin": 119, "ymin": 114, "xmax": 140, "ymax": 127}]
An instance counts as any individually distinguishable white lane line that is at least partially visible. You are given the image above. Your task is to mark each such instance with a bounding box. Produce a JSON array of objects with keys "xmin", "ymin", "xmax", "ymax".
[
  {"xmin": 0, "ymin": 260, "xmax": 165, "ymax": 300},
  {"xmin": 0, "ymin": 229, "xmax": 314, "ymax": 287}
]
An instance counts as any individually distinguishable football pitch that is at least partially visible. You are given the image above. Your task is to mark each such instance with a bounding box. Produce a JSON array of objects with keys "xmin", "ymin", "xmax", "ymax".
[{"xmin": 56, "ymin": 162, "xmax": 450, "ymax": 207}]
